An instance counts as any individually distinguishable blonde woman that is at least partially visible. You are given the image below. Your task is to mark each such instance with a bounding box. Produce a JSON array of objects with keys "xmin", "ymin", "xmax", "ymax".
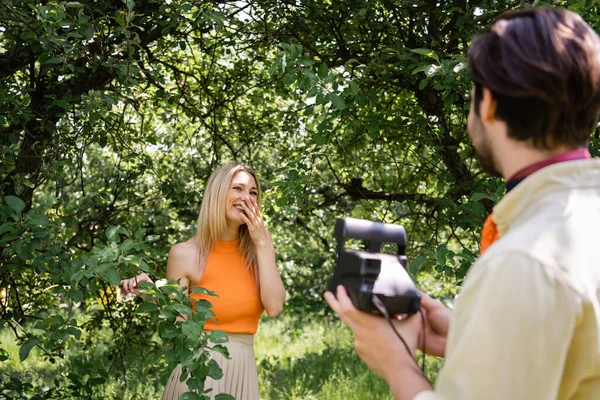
[{"xmin": 121, "ymin": 162, "xmax": 286, "ymax": 399}]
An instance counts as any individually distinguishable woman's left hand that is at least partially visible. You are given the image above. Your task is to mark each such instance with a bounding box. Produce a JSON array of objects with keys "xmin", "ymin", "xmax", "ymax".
[{"xmin": 240, "ymin": 197, "xmax": 269, "ymax": 246}]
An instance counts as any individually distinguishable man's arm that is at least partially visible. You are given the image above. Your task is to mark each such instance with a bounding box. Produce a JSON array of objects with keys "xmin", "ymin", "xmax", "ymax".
[
  {"xmin": 326, "ymin": 251, "xmax": 580, "ymax": 400},
  {"xmin": 427, "ymin": 252, "xmax": 579, "ymax": 399}
]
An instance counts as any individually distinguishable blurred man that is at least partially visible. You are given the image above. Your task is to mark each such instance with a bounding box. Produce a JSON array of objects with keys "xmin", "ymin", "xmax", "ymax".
[{"xmin": 325, "ymin": 7, "xmax": 600, "ymax": 399}]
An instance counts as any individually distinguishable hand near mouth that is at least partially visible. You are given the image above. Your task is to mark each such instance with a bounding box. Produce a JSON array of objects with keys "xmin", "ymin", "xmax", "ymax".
[{"xmin": 239, "ymin": 197, "xmax": 269, "ymax": 247}]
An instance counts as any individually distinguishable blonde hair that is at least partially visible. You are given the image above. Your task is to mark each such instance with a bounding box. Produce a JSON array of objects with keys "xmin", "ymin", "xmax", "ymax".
[{"xmin": 196, "ymin": 163, "xmax": 261, "ymax": 285}]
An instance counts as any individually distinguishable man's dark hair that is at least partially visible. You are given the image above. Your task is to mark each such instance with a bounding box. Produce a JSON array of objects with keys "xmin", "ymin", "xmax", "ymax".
[{"xmin": 468, "ymin": 7, "xmax": 600, "ymax": 149}]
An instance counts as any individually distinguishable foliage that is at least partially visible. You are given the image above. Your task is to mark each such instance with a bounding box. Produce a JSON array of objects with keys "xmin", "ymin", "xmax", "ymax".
[
  {"xmin": 1, "ymin": 0, "xmax": 600, "ymax": 397},
  {"xmin": 136, "ymin": 280, "xmax": 235, "ymax": 400},
  {"xmin": 1, "ymin": 313, "xmax": 442, "ymax": 399}
]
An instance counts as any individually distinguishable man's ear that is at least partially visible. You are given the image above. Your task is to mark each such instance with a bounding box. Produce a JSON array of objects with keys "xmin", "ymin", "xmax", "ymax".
[{"xmin": 479, "ymin": 87, "xmax": 497, "ymax": 123}]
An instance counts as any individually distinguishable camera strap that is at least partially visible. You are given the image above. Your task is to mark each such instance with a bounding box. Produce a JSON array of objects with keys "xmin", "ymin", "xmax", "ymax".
[{"xmin": 371, "ymin": 295, "xmax": 426, "ymax": 373}]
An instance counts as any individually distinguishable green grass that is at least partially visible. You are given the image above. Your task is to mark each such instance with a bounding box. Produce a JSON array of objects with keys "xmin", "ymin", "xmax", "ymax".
[
  {"xmin": 1, "ymin": 314, "xmax": 441, "ymax": 399},
  {"xmin": 255, "ymin": 315, "xmax": 391, "ymax": 399},
  {"xmin": 255, "ymin": 315, "xmax": 442, "ymax": 400}
]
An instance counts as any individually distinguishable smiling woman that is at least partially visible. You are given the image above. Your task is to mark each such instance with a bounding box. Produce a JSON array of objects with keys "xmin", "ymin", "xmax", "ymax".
[
  {"xmin": 227, "ymin": 173, "xmax": 258, "ymax": 222},
  {"xmin": 120, "ymin": 163, "xmax": 286, "ymax": 400}
]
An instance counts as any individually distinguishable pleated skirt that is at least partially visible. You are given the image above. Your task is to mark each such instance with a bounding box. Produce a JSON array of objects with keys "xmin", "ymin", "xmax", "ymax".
[{"xmin": 162, "ymin": 333, "xmax": 259, "ymax": 400}]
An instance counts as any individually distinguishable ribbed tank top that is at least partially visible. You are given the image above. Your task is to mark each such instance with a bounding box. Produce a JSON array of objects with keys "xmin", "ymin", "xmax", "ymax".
[{"xmin": 190, "ymin": 239, "xmax": 264, "ymax": 334}]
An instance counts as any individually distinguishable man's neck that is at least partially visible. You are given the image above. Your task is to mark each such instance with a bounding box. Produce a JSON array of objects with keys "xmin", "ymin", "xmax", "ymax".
[{"xmin": 498, "ymin": 143, "xmax": 579, "ymax": 181}]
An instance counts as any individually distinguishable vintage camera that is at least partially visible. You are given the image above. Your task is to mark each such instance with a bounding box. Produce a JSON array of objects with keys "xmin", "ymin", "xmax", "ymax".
[{"xmin": 327, "ymin": 217, "xmax": 420, "ymax": 316}]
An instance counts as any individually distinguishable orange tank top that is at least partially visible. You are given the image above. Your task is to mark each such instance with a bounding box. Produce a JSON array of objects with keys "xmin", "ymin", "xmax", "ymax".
[{"xmin": 190, "ymin": 239, "xmax": 264, "ymax": 334}]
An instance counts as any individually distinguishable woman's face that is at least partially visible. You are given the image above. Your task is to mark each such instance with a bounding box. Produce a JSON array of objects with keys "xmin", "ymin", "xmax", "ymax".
[{"xmin": 225, "ymin": 171, "xmax": 258, "ymax": 227}]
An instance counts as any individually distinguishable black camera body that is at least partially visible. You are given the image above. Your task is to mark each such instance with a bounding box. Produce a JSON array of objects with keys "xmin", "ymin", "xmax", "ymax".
[{"xmin": 327, "ymin": 217, "xmax": 420, "ymax": 316}]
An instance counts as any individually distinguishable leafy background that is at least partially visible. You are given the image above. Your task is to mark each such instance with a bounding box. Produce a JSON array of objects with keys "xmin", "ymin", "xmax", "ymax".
[{"xmin": 1, "ymin": 0, "xmax": 599, "ymax": 398}]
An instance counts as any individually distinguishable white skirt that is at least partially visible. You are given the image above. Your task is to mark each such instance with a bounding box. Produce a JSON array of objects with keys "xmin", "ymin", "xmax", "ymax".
[{"xmin": 162, "ymin": 333, "xmax": 259, "ymax": 400}]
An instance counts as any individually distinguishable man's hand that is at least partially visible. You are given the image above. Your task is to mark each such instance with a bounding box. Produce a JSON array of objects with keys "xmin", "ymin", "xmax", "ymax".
[
  {"xmin": 325, "ymin": 286, "xmax": 434, "ymax": 399},
  {"xmin": 324, "ymin": 285, "xmax": 422, "ymax": 380},
  {"xmin": 419, "ymin": 292, "xmax": 451, "ymax": 358}
]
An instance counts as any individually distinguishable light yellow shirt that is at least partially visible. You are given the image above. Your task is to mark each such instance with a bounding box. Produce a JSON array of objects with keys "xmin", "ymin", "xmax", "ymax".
[{"xmin": 416, "ymin": 159, "xmax": 600, "ymax": 400}]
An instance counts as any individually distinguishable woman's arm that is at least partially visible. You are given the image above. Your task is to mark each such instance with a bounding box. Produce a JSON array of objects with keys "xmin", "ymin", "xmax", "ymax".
[
  {"xmin": 120, "ymin": 242, "xmax": 193, "ymax": 296},
  {"xmin": 165, "ymin": 242, "xmax": 194, "ymax": 295},
  {"xmin": 120, "ymin": 272, "xmax": 154, "ymax": 295},
  {"xmin": 165, "ymin": 242, "xmax": 197, "ymax": 322},
  {"xmin": 255, "ymin": 231, "xmax": 286, "ymax": 317}
]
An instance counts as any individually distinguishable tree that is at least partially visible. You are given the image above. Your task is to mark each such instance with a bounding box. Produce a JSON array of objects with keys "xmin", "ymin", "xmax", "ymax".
[{"xmin": 1, "ymin": 0, "xmax": 598, "ymax": 397}]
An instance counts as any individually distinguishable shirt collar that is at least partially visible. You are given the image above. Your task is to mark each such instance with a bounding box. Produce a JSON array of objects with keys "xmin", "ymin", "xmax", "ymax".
[
  {"xmin": 505, "ymin": 148, "xmax": 591, "ymax": 192},
  {"xmin": 494, "ymin": 158, "xmax": 600, "ymax": 236}
]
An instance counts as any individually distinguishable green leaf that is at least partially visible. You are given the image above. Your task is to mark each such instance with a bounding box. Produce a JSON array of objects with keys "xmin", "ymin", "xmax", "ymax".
[
  {"xmin": 207, "ymin": 358, "xmax": 224, "ymax": 380},
  {"xmin": 145, "ymin": 235, "xmax": 160, "ymax": 243},
  {"xmin": 5, "ymin": 196, "xmax": 25, "ymax": 213},
  {"xmin": 411, "ymin": 64, "xmax": 428, "ymax": 75},
  {"xmin": 160, "ymin": 284, "xmax": 181, "ymax": 296},
  {"xmin": 298, "ymin": 56, "xmax": 314, "ymax": 66},
  {"xmin": 145, "ymin": 351, "xmax": 162, "ymax": 365},
  {"xmin": 409, "ymin": 48, "xmax": 439, "ymax": 61},
  {"xmin": 191, "ymin": 287, "xmax": 217, "ymax": 297},
  {"xmin": 313, "ymin": 133, "xmax": 328, "ymax": 145},
  {"xmin": 211, "ymin": 344, "xmax": 230, "ymax": 359},
  {"xmin": 65, "ymin": 2, "xmax": 84, "ymax": 8},
  {"xmin": 0, "ymin": 347, "xmax": 9, "ymax": 362},
  {"xmin": 19, "ymin": 338, "xmax": 40, "ymax": 362},
  {"xmin": 55, "ymin": 99, "xmax": 69, "ymax": 109},
  {"xmin": 315, "ymin": 93, "xmax": 326, "ymax": 105},
  {"xmin": 471, "ymin": 201, "xmax": 485, "ymax": 218},
  {"xmin": 120, "ymin": 239, "xmax": 134, "ymax": 252},
  {"xmin": 136, "ymin": 260, "xmax": 150, "ymax": 273},
  {"xmin": 408, "ymin": 256, "xmax": 428, "ymax": 276},
  {"xmin": 88, "ymin": 377, "xmax": 106, "ymax": 386},
  {"xmin": 71, "ymin": 269, "xmax": 90, "ymax": 287},
  {"xmin": 172, "ymin": 303, "xmax": 192, "ymax": 317},
  {"xmin": 134, "ymin": 228, "xmax": 146, "ymax": 239},
  {"xmin": 158, "ymin": 323, "xmax": 179, "ymax": 339},
  {"xmin": 283, "ymin": 72, "xmax": 296, "ymax": 86},
  {"xmin": 45, "ymin": 58, "xmax": 62, "ymax": 65},
  {"xmin": 344, "ymin": 58, "xmax": 359, "ymax": 67},
  {"xmin": 317, "ymin": 63, "xmax": 329, "ymax": 79},
  {"xmin": 27, "ymin": 213, "xmax": 48, "ymax": 226},
  {"xmin": 100, "ymin": 268, "xmax": 121, "ymax": 286},
  {"xmin": 435, "ymin": 245, "xmax": 449, "ymax": 267},
  {"xmin": 98, "ymin": 135, "xmax": 108, "ymax": 148},
  {"xmin": 0, "ymin": 222, "xmax": 12, "ymax": 236},
  {"xmin": 179, "ymin": 392, "xmax": 203, "ymax": 400},
  {"xmin": 135, "ymin": 302, "xmax": 158, "ymax": 314},
  {"xmin": 208, "ymin": 330, "xmax": 228, "ymax": 344},
  {"xmin": 117, "ymin": 226, "xmax": 131, "ymax": 238},
  {"xmin": 72, "ymin": 290, "xmax": 83, "ymax": 303},
  {"xmin": 181, "ymin": 320, "xmax": 203, "ymax": 338},
  {"xmin": 457, "ymin": 250, "xmax": 476, "ymax": 264},
  {"xmin": 471, "ymin": 192, "xmax": 494, "ymax": 203},
  {"xmin": 106, "ymin": 226, "xmax": 119, "ymax": 242},
  {"xmin": 329, "ymin": 93, "xmax": 345, "ymax": 110},
  {"xmin": 65, "ymin": 327, "xmax": 82, "ymax": 340},
  {"xmin": 215, "ymin": 394, "xmax": 236, "ymax": 400}
]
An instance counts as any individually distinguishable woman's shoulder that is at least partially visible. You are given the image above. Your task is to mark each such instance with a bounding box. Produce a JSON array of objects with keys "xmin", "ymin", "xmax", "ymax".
[
  {"xmin": 170, "ymin": 237, "xmax": 197, "ymax": 255},
  {"xmin": 166, "ymin": 238, "xmax": 199, "ymax": 284},
  {"xmin": 167, "ymin": 238, "xmax": 197, "ymax": 270}
]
